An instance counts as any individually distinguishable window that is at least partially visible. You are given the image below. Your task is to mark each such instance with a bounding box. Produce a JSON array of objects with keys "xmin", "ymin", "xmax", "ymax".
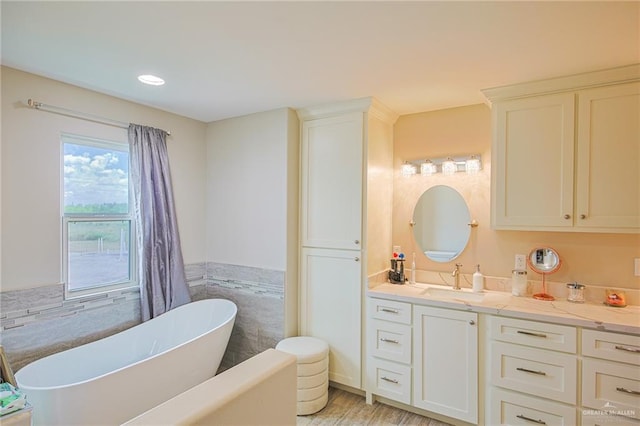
[{"xmin": 62, "ymin": 134, "xmax": 135, "ymax": 296}]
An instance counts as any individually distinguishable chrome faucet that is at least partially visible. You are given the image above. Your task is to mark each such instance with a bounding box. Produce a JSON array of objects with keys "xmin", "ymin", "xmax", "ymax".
[{"xmin": 452, "ymin": 263, "xmax": 462, "ymax": 290}]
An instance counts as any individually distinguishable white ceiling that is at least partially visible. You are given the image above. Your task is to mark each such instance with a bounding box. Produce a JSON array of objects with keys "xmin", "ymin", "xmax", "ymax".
[{"xmin": 2, "ymin": 1, "xmax": 638, "ymax": 123}]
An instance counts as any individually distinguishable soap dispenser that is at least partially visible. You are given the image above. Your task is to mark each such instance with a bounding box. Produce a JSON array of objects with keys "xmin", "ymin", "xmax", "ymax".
[{"xmin": 472, "ymin": 264, "xmax": 484, "ymax": 293}]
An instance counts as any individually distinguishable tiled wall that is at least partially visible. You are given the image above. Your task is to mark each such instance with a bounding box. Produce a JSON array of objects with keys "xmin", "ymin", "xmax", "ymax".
[
  {"xmin": 204, "ymin": 262, "xmax": 285, "ymax": 371},
  {"xmin": 0, "ymin": 262, "xmax": 284, "ymax": 373}
]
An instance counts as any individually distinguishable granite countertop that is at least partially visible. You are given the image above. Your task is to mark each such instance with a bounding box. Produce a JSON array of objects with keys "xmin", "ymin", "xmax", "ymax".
[{"xmin": 368, "ymin": 282, "xmax": 640, "ymax": 335}]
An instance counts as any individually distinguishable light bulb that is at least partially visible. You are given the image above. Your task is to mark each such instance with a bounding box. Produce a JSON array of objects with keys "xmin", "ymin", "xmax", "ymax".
[{"xmin": 442, "ymin": 158, "xmax": 457, "ymax": 176}]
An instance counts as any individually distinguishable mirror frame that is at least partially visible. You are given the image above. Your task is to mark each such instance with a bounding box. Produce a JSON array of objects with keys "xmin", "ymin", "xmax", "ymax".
[{"xmin": 527, "ymin": 247, "xmax": 561, "ymax": 274}]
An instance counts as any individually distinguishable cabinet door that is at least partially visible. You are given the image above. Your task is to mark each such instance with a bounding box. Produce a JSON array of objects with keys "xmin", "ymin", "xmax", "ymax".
[
  {"xmin": 576, "ymin": 82, "xmax": 640, "ymax": 231},
  {"xmin": 492, "ymin": 93, "xmax": 575, "ymax": 229},
  {"xmin": 413, "ymin": 306, "xmax": 478, "ymax": 424},
  {"xmin": 300, "ymin": 247, "xmax": 362, "ymax": 388},
  {"xmin": 301, "ymin": 113, "xmax": 363, "ymax": 249}
]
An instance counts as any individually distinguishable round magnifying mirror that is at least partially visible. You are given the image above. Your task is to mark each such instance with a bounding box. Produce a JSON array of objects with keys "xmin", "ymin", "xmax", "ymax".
[
  {"xmin": 412, "ymin": 185, "xmax": 471, "ymax": 263},
  {"xmin": 527, "ymin": 247, "xmax": 561, "ymax": 274}
]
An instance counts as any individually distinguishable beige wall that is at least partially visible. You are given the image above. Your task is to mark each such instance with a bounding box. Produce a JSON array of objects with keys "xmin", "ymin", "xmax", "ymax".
[
  {"xmin": 393, "ymin": 104, "xmax": 640, "ymax": 290},
  {"xmin": 205, "ymin": 108, "xmax": 299, "ymax": 272},
  {"xmin": 1, "ymin": 67, "xmax": 208, "ymax": 291}
]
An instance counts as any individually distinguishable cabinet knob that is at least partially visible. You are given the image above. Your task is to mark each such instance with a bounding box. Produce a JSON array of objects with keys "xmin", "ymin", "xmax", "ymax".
[
  {"xmin": 354, "ymin": 257, "xmax": 360, "ymax": 262},
  {"xmin": 469, "ymin": 320, "xmax": 475, "ymax": 325},
  {"xmin": 354, "ymin": 239, "xmax": 360, "ymax": 245},
  {"xmin": 564, "ymin": 214, "xmax": 571, "ymax": 220},
  {"xmin": 580, "ymin": 214, "xmax": 586, "ymax": 219}
]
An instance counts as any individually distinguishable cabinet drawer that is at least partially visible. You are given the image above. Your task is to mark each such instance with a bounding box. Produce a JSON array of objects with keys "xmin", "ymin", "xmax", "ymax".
[
  {"xmin": 368, "ymin": 298, "xmax": 411, "ymax": 325},
  {"xmin": 582, "ymin": 411, "xmax": 640, "ymax": 426},
  {"xmin": 367, "ymin": 358, "xmax": 411, "ymax": 405},
  {"xmin": 582, "ymin": 358, "xmax": 640, "ymax": 420},
  {"xmin": 491, "ymin": 341, "xmax": 577, "ymax": 404},
  {"xmin": 488, "ymin": 387, "xmax": 577, "ymax": 426},
  {"xmin": 583, "ymin": 329, "xmax": 640, "ymax": 365},
  {"xmin": 370, "ymin": 319, "xmax": 412, "ymax": 364},
  {"xmin": 490, "ymin": 316, "xmax": 577, "ymax": 353}
]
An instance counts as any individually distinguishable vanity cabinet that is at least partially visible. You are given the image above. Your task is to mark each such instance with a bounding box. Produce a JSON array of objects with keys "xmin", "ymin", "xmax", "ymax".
[
  {"xmin": 581, "ymin": 329, "xmax": 640, "ymax": 423},
  {"xmin": 486, "ymin": 316, "xmax": 578, "ymax": 425},
  {"xmin": 413, "ymin": 305, "xmax": 478, "ymax": 424},
  {"xmin": 485, "ymin": 65, "xmax": 640, "ymax": 233},
  {"xmin": 298, "ymin": 98, "xmax": 396, "ymax": 389}
]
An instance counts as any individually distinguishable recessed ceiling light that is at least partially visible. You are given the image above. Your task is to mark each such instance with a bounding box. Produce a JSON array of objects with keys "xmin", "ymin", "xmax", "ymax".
[{"xmin": 137, "ymin": 74, "xmax": 165, "ymax": 86}]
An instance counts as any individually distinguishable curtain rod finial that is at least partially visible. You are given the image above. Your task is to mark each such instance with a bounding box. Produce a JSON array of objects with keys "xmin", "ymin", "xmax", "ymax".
[{"xmin": 27, "ymin": 99, "xmax": 42, "ymax": 109}]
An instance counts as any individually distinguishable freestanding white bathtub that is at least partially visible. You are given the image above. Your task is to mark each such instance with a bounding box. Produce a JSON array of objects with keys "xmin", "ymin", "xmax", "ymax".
[{"xmin": 15, "ymin": 298, "xmax": 237, "ymax": 426}]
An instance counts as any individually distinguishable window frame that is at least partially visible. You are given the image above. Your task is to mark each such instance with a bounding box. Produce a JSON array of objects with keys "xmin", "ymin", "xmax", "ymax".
[{"xmin": 61, "ymin": 133, "xmax": 137, "ymax": 299}]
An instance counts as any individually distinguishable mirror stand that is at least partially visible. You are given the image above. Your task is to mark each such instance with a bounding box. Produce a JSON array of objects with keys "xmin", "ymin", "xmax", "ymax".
[{"xmin": 532, "ymin": 272, "xmax": 555, "ymax": 301}]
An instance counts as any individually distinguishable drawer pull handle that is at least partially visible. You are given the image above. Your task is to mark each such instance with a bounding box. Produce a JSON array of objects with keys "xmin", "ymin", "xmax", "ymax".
[
  {"xmin": 380, "ymin": 308, "xmax": 399, "ymax": 314},
  {"xmin": 616, "ymin": 387, "xmax": 640, "ymax": 396},
  {"xmin": 380, "ymin": 338, "xmax": 399, "ymax": 344},
  {"xmin": 516, "ymin": 414, "xmax": 547, "ymax": 425},
  {"xmin": 381, "ymin": 376, "xmax": 399, "ymax": 384},
  {"xmin": 516, "ymin": 367, "xmax": 547, "ymax": 376},
  {"xmin": 517, "ymin": 330, "xmax": 548, "ymax": 338},
  {"xmin": 615, "ymin": 345, "xmax": 640, "ymax": 353}
]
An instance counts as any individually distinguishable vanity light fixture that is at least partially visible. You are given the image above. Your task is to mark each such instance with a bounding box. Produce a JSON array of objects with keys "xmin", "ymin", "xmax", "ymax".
[
  {"xmin": 420, "ymin": 160, "xmax": 438, "ymax": 176},
  {"xmin": 465, "ymin": 155, "xmax": 481, "ymax": 175},
  {"xmin": 441, "ymin": 158, "xmax": 457, "ymax": 176},
  {"xmin": 401, "ymin": 154, "xmax": 482, "ymax": 177},
  {"xmin": 401, "ymin": 161, "xmax": 418, "ymax": 177},
  {"xmin": 137, "ymin": 74, "xmax": 165, "ymax": 86}
]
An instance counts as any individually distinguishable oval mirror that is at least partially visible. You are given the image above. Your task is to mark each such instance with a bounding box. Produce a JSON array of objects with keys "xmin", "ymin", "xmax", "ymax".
[
  {"xmin": 527, "ymin": 247, "xmax": 561, "ymax": 274},
  {"xmin": 412, "ymin": 185, "xmax": 471, "ymax": 263}
]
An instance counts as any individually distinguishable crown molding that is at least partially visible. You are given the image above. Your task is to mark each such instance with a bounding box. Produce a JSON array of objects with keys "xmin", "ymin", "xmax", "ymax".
[{"xmin": 482, "ymin": 63, "xmax": 640, "ymax": 105}]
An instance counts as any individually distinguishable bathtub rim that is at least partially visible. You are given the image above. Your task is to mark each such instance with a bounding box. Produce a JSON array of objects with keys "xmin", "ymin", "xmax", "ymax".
[{"xmin": 15, "ymin": 298, "xmax": 237, "ymax": 391}]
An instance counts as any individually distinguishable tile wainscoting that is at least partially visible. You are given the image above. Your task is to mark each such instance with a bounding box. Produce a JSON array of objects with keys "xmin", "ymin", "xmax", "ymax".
[
  {"xmin": 205, "ymin": 262, "xmax": 285, "ymax": 371},
  {"xmin": 0, "ymin": 262, "xmax": 285, "ymax": 373}
]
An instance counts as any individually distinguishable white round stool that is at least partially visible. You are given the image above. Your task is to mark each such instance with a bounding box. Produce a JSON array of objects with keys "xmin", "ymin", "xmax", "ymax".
[{"xmin": 276, "ymin": 336, "xmax": 329, "ymax": 415}]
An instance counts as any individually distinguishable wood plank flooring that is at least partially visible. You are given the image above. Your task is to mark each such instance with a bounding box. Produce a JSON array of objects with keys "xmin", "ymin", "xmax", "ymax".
[{"xmin": 297, "ymin": 387, "xmax": 452, "ymax": 425}]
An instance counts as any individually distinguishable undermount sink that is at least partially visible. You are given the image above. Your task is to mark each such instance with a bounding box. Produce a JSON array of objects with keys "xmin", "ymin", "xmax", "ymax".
[{"xmin": 419, "ymin": 285, "xmax": 486, "ymax": 302}]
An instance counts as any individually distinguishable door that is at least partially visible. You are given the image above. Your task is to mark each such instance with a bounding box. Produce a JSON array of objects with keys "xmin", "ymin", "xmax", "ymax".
[
  {"xmin": 300, "ymin": 247, "xmax": 362, "ymax": 388},
  {"xmin": 413, "ymin": 305, "xmax": 478, "ymax": 424},
  {"xmin": 492, "ymin": 93, "xmax": 575, "ymax": 229},
  {"xmin": 576, "ymin": 82, "xmax": 640, "ymax": 231},
  {"xmin": 300, "ymin": 113, "xmax": 363, "ymax": 249}
]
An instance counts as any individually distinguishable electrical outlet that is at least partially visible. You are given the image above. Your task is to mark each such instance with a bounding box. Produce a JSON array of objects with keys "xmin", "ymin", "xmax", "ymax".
[
  {"xmin": 515, "ymin": 254, "xmax": 527, "ymax": 271},
  {"xmin": 635, "ymin": 258, "xmax": 640, "ymax": 277}
]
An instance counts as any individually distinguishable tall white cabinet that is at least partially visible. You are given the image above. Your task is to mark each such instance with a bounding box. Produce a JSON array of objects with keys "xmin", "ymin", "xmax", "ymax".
[
  {"xmin": 484, "ymin": 65, "xmax": 640, "ymax": 233},
  {"xmin": 298, "ymin": 98, "xmax": 396, "ymax": 389}
]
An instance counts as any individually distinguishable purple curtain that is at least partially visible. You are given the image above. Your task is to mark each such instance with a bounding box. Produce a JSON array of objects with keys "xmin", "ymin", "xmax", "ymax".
[{"xmin": 129, "ymin": 124, "xmax": 191, "ymax": 321}]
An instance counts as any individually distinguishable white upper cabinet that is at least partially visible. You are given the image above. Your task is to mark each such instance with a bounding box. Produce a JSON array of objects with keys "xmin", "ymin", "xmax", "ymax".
[
  {"xmin": 485, "ymin": 65, "xmax": 640, "ymax": 233},
  {"xmin": 575, "ymin": 83, "xmax": 640, "ymax": 231},
  {"xmin": 301, "ymin": 112, "xmax": 363, "ymax": 249}
]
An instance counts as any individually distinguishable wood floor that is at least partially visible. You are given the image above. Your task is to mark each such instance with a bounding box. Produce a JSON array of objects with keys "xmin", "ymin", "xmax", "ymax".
[{"xmin": 297, "ymin": 387, "xmax": 452, "ymax": 426}]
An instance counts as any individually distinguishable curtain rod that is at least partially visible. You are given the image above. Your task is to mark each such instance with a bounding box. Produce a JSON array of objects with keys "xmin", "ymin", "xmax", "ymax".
[{"xmin": 26, "ymin": 99, "xmax": 171, "ymax": 136}]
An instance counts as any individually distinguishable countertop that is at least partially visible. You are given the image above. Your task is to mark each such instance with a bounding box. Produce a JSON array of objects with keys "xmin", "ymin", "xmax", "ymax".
[{"xmin": 368, "ymin": 282, "xmax": 640, "ymax": 335}]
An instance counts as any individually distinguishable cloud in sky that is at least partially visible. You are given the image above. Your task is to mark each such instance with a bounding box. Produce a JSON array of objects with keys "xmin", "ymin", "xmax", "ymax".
[{"xmin": 64, "ymin": 143, "xmax": 129, "ymax": 207}]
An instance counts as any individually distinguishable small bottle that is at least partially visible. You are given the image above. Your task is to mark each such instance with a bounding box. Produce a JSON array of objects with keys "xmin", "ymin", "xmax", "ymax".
[
  {"xmin": 472, "ymin": 264, "xmax": 484, "ymax": 292},
  {"xmin": 410, "ymin": 253, "xmax": 416, "ymax": 284}
]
